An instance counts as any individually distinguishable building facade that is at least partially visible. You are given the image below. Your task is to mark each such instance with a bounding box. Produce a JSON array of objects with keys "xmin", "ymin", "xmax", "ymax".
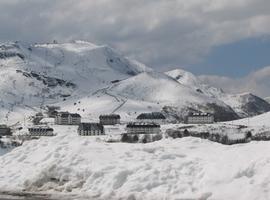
[
  {"xmin": 99, "ymin": 114, "xmax": 120, "ymax": 125},
  {"xmin": 78, "ymin": 123, "xmax": 104, "ymax": 136},
  {"xmin": 187, "ymin": 113, "xmax": 214, "ymax": 124},
  {"xmin": 55, "ymin": 112, "xmax": 81, "ymax": 125},
  {"xmin": 126, "ymin": 123, "xmax": 161, "ymax": 134},
  {"xmin": 0, "ymin": 125, "xmax": 12, "ymax": 136},
  {"xmin": 28, "ymin": 127, "xmax": 54, "ymax": 136}
]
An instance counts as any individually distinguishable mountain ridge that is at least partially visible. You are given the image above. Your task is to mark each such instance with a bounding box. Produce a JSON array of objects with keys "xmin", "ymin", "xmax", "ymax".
[{"xmin": 0, "ymin": 40, "xmax": 269, "ymax": 123}]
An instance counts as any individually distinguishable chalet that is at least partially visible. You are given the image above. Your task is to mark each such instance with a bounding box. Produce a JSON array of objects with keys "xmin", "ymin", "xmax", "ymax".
[
  {"xmin": 99, "ymin": 114, "xmax": 120, "ymax": 125},
  {"xmin": 0, "ymin": 125, "xmax": 12, "ymax": 136},
  {"xmin": 55, "ymin": 112, "xmax": 81, "ymax": 125},
  {"xmin": 28, "ymin": 127, "xmax": 54, "ymax": 136},
  {"xmin": 78, "ymin": 123, "xmax": 104, "ymax": 136},
  {"xmin": 136, "ymin": 112, "xmax": 166, "ymax": 123},
  {"xmin": 126, "ymin": 123, "xmax": 161, "ymax": 134},
  {"xmin": 187, "ymin": 113, "xmax": 214, "ymax": 124}
]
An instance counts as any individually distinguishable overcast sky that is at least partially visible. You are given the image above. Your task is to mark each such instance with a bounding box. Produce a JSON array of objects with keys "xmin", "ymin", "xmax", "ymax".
[{"xmin": 1, "ymin": 0, "xmax": 270, "ymax": 96}]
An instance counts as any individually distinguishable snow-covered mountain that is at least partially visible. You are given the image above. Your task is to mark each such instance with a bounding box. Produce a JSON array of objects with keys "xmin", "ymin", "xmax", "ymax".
[
  {"xmin": 265, "ymin": 97, "xmax": 270, "ymax": 103},
  {"xmin": 0, "ymin": 40, "xmax": 269, "ymax": 124},
  {"xmin": 0, "ymin": 41, "xmax": 150, "ymax": 122},
  {"xmin": 166, "ymin": 69, "xmax": 270, "ymax": 118}
]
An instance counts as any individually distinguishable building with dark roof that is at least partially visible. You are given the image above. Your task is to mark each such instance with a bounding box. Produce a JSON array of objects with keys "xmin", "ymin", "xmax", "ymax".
[
  {"xmin": 47, "ymin": 106, "xmax": 60, "ymax": 118},
  {"xmin": 55, "ymin": 112, "xmax": 81, "ymax": 125},
  {"xmin": 126, "ymin": 122, "xmax": 161, "ymax": 134},
  {"xmin": 136, "ymin": 112, "xmax": 166, "ymax": 123},
  {"xmin": 187, "ymin": 112, "xmax": 214, "ymax": 124},
  {"xmin": 99, "ymin": 114, "xmax": 120, "ymax": 125},
  {"xmin": 28, "ymin": 127, "xmax": 54, "ymax": 136},
  {"xmin": 78, "ymin": 123, "xmax": 104, "ymax": 136}
]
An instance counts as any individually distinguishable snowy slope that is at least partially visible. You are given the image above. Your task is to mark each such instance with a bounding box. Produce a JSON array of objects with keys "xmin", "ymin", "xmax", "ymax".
[
  {"xmin": 227, "ymin": 111, "xmax": 270, "ymax": 127},
  {"xmin": 0, "ymin": 41, "xmax": 150, "ymax": 123},
  {"xmin": 0, "ymin": 41, "xmax": 269, "ymax": 124},
  {"xmin": 166, "ymin": 69, "xmax": 270, "ymax": 118}
]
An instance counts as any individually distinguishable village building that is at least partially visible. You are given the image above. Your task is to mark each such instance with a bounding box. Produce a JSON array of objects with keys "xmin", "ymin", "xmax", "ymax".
[
  {"xmin": 0, "ymin": 125, "xmax": 12, "ymax": 136},
  {"xmin": 187, "ymin": 112, "xmax": 214, "ymax": 124},
  {"xmin": 136, "ymin": 112, "xmax": 166, "ymax": 123},
  {"xmin": 126, "ymin": 123, "xmax": 161, "ymax": 134},
  {"xmin": 28, "ymin": 127, "xmax": 54, "ymax": 136},
  {"xmin": 55, "ymin": 112, "xmax": 81, "ymax": 125},
  {"xmin": 99, "ymin": 114, "xmax": 120, "ymax": 125},
  {"xmin": 47, "ymin": 106, "xmax": 60, "ymax": 118},
  {"xmin": 78, "ymin": 123, "xmax": 104, "ymax": 136}
]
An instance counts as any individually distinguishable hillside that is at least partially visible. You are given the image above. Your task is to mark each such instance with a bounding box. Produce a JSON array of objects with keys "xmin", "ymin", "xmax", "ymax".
[
  {"xmin": 0, "ymin": 41, "xmax": 150, "ymax": 123},
  {"xmin": 227, "ymin": 111, "xmax": 270, "ymax": 127},
  {"xmin": 166, "ymin": 69, "xmax": 270, "ymax": 118},
  {"xmin": 0, "ymin": 41, "xmax": 269, "ymax": 124}
]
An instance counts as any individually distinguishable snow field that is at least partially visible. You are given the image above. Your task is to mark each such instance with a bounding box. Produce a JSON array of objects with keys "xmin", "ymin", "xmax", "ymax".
[{"xmin": 1, "ymin": 125, "xmax": 270, "ymax": 200}]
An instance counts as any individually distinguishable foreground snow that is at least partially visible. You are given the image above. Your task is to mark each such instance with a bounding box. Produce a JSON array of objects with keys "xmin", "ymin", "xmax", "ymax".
[{"xmin": 1, "ymin": 124, "xmax": 270, "ymax": 199}]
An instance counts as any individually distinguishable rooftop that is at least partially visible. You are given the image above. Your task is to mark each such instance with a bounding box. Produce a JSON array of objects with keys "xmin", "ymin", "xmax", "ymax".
[
  {"xmin": 57, "ymin": 112, "xmax": 81, "ymax": 118},
  {"xmin": 137, "ymin": 112, "xmax": 166, "ymax": 120},
  {"xmin": 28, "ymin": 127, "xmax": 54, "ymax": 131},
  {"xmin": 189, "ymin": 112, "xmax": 213, "ymax": 117},
  {"xmin": 99, "ymin": 114, "xmax": 120, "ymax": 119},
  {"xmin": 78, "ymin": 123, "xmax": 104, "ymax": 131}
]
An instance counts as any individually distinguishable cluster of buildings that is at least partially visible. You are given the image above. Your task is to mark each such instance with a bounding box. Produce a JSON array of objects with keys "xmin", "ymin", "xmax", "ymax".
[
  {"xmin": 25, "ymin": 108, "xmax": 215, "ymax": 137},
  {"xmin": 28, "ymin": 112, "xmax": 122, "ymax": 136}
]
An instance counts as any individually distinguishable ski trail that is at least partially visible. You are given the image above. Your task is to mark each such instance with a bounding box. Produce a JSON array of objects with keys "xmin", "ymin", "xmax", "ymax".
[{"xmin": 92, "ymin": 85, "xmax": 127, "ymax": 113}]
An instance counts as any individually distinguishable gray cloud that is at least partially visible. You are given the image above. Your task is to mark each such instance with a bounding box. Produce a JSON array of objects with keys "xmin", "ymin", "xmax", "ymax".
[{"xmin": 0, "ymin": 0, "xmax": 270, "ymax": 70}]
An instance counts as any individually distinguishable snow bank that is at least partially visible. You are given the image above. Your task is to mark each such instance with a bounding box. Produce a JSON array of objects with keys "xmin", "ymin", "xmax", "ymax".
[{"xmin": 1, "ymin": 125, "xmax": 270, "ymax": 199}]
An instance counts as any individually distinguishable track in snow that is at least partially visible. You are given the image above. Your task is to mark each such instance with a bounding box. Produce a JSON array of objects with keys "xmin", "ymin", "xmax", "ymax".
[{"xmin": 92, "ymin": 86, "xmax": 127, "ymax": 113}]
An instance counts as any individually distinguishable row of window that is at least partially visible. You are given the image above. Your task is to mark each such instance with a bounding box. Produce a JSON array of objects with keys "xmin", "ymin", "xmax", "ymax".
[{"xmin": 79, "ymin": 130, "xmax": 103, "ymax": 136}]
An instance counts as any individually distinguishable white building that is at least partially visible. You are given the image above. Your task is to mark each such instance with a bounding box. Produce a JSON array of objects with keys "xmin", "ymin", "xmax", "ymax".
[
  {"xmin": 28, "ymin": 127, "xmax": 54, "ymax": 136},
  {"xmin": 99, "ymin": 114, "xmax": 120, "ymax": 125},
  {"xmin": 187, "ymin": 113, "xmax": 214, "ymax": 124},
  {"xmin": 78, "ymin": 123, "xmax": 104, "ymax": 136},
  {"xmin": 55, "ymin": 112, "xmax": 81, "ymax": 125},
  {"xmin": 126, "ymin": 123, "xmax": 161, "ymax": 134}
]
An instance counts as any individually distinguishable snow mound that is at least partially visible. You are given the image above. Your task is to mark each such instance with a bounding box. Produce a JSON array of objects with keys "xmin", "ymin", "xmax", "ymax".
[{"xmin": 1, "ymin": 128, "xmax": 270, "ymax": 200}]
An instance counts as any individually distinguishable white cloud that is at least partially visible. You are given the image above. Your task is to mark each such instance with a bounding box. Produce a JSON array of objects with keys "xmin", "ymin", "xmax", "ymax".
[
  {"xmin": 199, "ymin": 66, "xmax": 270, "ymax": 97},
  {"xmin": 0, "ymin": 0, "xmax": 269, "ymax": 69}
]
